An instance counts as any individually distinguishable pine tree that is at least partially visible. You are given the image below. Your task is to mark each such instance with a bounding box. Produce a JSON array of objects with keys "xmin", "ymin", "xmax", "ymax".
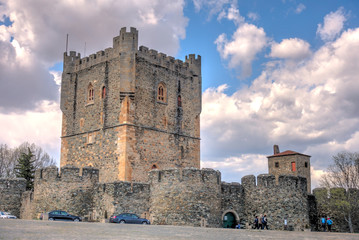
[{"xmin": 15, "ymin": 147, "xmax": 35, "ymax": 190}]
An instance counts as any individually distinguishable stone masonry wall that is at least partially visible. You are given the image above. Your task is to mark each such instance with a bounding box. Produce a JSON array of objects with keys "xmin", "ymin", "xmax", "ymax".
[
  {"xmin": 92, "ymin": 181, "xmax": 150, "ymax": 222},
  {"xmin": 21, "ymin": 166, "xmax": 99, "ymax": 219},
  {"xmin": 242, "ymin": 174, "xmax": 309, "ymax": 231},
  {"xmin": 0, "ymin": 178, "xmax": 26, "ymax": 217},
  {"xmin": 149, "ymin": 168, "xmax": 222, "ymax": 227},
  {"xmin": 221, "ymin": 182, "xmax": 245, "ymax": 226}
]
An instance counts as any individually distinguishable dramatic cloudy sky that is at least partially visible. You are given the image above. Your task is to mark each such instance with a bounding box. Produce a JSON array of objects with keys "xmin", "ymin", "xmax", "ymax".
[{"xmin": 1, "ymin": 0, "xmax": 359, "ymax": 189}]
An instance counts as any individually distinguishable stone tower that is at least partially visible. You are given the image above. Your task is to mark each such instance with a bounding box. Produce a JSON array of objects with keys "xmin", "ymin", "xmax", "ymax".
[
  {"xmin": 267, "ymin": 145, "xmax": 311, "ymax": 193},
  {"xmin": 60, "ymin": 27, "xmax": 201, "ymax": 183}
]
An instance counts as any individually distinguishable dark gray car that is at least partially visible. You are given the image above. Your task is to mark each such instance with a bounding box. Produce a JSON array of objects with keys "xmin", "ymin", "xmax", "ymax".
[
  {"xmin": 48, "ymin": 210, "xmax": 82, "ymax": 222},
  {"xmin": 109, "ymin": 213, "xmax": 150, "ymax": 224}
]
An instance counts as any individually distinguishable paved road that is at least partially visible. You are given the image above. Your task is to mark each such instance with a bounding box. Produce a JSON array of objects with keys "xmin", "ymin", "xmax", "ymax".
[{"xmin": 0, "ymin": 219, "xmax": 358, "ymax": 240}]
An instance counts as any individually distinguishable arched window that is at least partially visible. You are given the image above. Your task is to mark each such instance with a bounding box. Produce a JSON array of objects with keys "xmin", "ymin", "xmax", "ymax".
[
  {"xmin": 157, "ymin": 83, "xmax": 166, "ymax": 103},
  {"xmin": 177, "ymin": 95, "xmax": 182, "ymax": 107},
  {"xmin": 151, "ymin": 164, "xmax": 158, "ymax": 170},
  {"xmin": 88, "ymin": 83, "xmax": 94, "ymax": 102},
  {"xmin": 101, "ymin": 86, "xmax": 106, "ymax": 99}
]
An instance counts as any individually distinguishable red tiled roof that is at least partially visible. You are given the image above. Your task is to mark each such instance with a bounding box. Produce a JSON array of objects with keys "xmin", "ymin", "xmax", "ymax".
[{"xmin": 267, "ymin": 150, "xmax": 311, "ymax": 158}]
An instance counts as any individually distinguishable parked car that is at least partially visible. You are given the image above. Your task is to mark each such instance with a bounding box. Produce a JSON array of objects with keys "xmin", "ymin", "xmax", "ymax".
[
  {"xmin": 109, "ymin": 213, "xmax": 150, "ymax": 224},
  {"xmin": 0, "ymin": 211, "xmax": 17, "ymax": 219},
  {"xmin": 48, "ymin": 210, "xmax": 82, "ymax": 222}
]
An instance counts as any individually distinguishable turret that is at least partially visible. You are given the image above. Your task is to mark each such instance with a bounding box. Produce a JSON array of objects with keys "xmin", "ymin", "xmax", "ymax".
[{"xmin": 113, "ymin": 27, "xmax": 138, "ymax": 53}]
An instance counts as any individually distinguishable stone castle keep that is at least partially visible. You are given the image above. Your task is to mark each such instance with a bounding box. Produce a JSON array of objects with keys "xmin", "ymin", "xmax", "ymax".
[{"xmin": 1, "ymin": 27, "xmax": 358, "ymax": 232}]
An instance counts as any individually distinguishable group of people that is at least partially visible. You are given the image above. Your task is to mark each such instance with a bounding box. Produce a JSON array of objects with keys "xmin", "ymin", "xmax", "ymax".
[
  {"xmin": 253, "ymin": 214, "xmax": 268, "ymax": 230},
  {"xmin": 321, "ymin": 217, "xmax": 333, "ymax": 232}
]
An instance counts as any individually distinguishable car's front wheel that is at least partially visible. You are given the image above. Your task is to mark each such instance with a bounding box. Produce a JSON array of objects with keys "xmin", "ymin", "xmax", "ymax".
[
  {"xmin": 74, "ymin": 218, "xmax": 80, "ymax": 222},
  {"xmin": 119, "ymin": 220, "xmax": 125, "ymax": 224},
  {"xmin": 49, "ymin": 218, "xmax": 54, "ymax": 221},
  {"xmin": 142, "ymin": 221, "xmax": 148, "ymax": 225}
]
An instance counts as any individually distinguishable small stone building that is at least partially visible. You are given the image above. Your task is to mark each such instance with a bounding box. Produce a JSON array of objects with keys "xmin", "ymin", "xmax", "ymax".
[{"xmin": 268, "ymin": 145, "xmax": 311, "ymax": 193}]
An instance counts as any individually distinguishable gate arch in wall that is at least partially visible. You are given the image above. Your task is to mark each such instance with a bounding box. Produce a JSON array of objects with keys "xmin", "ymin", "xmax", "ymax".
[{"xmin": 222, "ymin": 210, "xmax": 239, "ymax": 228}]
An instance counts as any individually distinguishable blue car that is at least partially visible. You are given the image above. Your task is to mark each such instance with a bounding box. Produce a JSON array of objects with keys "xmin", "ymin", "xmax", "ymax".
[{"xmin": 109, "ymin": 213, "xmax": 150, "ymax": 224}]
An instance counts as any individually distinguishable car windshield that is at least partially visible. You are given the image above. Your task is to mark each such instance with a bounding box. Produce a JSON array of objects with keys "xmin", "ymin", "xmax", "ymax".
[{"xmin": 4, "ymin": 212, "xmax": 10, "ymax": 215}]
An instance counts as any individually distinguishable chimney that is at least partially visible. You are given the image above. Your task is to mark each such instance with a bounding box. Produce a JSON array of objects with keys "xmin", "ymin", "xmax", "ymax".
[{"xmin": 273, "ymin": 145, "xmax": 280, "ymax": 155}]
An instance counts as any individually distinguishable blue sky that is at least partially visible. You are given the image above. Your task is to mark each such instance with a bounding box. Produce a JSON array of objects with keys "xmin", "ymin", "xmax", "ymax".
[{"xmin": 1, "ymin": 0, "xmax": 359, "ymax": 189}]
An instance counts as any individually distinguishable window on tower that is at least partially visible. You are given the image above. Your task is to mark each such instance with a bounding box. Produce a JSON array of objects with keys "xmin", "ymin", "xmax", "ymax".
[
  {"xmin": 88, "ymin": 83, "xmax": 94, "ymax": 103},
  {"xmin": 157, "ymin": 82, "xmax": 166, "ymax": 103},
  {"xmin": 178, "ymin": 95, "xmax": 182, "ymax": 107},
  {"xmin": 101, "ymin": 86, "xmax": 106, "ymax": 99}
]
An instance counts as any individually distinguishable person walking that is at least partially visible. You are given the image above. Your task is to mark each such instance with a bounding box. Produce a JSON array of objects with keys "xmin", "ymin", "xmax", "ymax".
[
  {"xmin": 321, "ymin": 217, "xmax": 326, "ymax": 232},
  {"xmin": 262, "ymin": 214, "xmax": 268, "ymax": 230},
  {"xmin": 327, "ymin": 217, "xmax": 333, "ymax": 232},
  {"xmin": 258, "ymin": 214, "xmax": 263, "ymax": 229},
  {"xmin": 254, "ymin": 216, "xmax": 259, "ymax": 229}
]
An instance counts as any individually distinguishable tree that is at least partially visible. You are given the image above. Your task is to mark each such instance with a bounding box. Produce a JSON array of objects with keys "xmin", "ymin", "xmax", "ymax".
[
  {"xmin": 320, "ymin": 151, "xmax": 359, "ymax": 233},
  {"xmin": 0, "ymin": 144, "xmax": 17, "ymax": 178},
  {"xmin": 0, "ymin": 142, "xmax": 56, "ymax": 178},
  {"xmin": 15, "ymin": 148, "xmax": 36, "ymax": 190},
  {"xmin": 15, "ymin": 142, "xmax": 56, "ymax": 169}
]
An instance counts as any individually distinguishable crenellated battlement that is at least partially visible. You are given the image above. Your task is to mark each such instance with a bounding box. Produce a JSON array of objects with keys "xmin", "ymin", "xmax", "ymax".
[
  {"xmin": 63, "ymin": 27, "xmax": 138, "ymax": 72},
  {"xmin": 63, "ymin": 44, "xmax": 200, "ymax": 76},
  {"xmin": 241, "ymin": 174, "xmax": 307, "ymax": 193},
  {"xmin": 35, "ymin": 165, "xmax": 99, "ymax": 182},
  {"xmin": 149, "ymin": 167, "xmax": 220, "ymax": 185},
  {"xmin": 221, "ymin": 181, "xmax": 243, "ymax": 195},
  {"xmin": 138, "ymin": 46, "xmax": 201, "ymax": 76}
]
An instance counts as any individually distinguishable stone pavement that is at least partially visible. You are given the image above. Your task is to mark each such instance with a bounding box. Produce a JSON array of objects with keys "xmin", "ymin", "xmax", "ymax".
[{"xmin": 0, "ymin": 220, "xmax": 358, "ymax": 240}]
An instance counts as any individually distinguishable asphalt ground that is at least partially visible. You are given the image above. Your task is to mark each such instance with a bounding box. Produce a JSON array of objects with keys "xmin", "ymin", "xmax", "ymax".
[{"xmin": 0, "ymin": 219, "xmax": 358, "ymax": 240}]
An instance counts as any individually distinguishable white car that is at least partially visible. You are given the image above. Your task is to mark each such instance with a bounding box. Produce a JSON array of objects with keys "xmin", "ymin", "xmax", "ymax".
[{"xmin": 0, "ymin": 211, "xmax": 17, "ymax": 219}]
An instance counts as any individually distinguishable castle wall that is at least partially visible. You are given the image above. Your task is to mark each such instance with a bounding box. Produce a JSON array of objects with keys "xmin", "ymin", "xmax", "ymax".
[
  {"xmin": 0, "ymin": 178, "xmax": 26, "ymax": 217},
  {"xmin": 21, "ymin": 166, "xmax": 99, "ymax": 219},
  {"xmin": 221, "ymin": 182, "xmax": 245, "ymax": 226},
  {"xmin": 92, "ymin": 181, "xmax": 150, "ymax": 222},
  {"xmin": 242, "ymin": 174, "xmax": 309, "ymax": 230},
  {"xmin": 313, "ymin": 187, "xmax": 359, "ymax": 233},
  {"xmin": 149, "ymin": 168, "xmax": 222, "ymax": 227}
]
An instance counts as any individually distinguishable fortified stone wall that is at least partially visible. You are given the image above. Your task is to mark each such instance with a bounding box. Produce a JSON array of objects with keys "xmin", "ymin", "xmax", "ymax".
[
  {"xmin": 221, "ymin": 182, "xmax": 245, "ymax": 226},
  {"xmin": 149, "ymin": 168, "xmax": 222, "ymax": 227},
  {"xmin": 0, "ymin": 178, "xmax": 26, "ymax": 217},
  {"xmin": 92, "ymin": 181, "xmax": 150, "ymax": 222},
  {"xmin": 20, "ymin": 165, "xmax": 99, "ymax": 219},
  {"xmin": 313, "ymin": 187, "xmax": 359, "ymax": 233},
  {"xmin": 242, "ymin": 174, "xmax": 309, "ymax": 231}
]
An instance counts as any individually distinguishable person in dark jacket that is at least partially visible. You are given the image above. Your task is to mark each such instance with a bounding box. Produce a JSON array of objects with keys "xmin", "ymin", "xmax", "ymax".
[
  {"xmin": 262, "ymin": 215, "xmax": 268, "ymax": 230},
  {"xmin": 254, "ymin": 216, "xmax": 259, "ymax": 229}
]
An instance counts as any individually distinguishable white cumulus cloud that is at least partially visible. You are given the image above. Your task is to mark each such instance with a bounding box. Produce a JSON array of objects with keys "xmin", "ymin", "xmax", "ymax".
[
  {"xmin": 317, "ymin": 7, "xmax": 347, "ymax": 41},
  {"xmin": 215, "ymin": 23, "xmax": 267, "ymax": 77},
  {"xmin": 270, "ymin": 38, "xmax": 311, "ymax": 60}
]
